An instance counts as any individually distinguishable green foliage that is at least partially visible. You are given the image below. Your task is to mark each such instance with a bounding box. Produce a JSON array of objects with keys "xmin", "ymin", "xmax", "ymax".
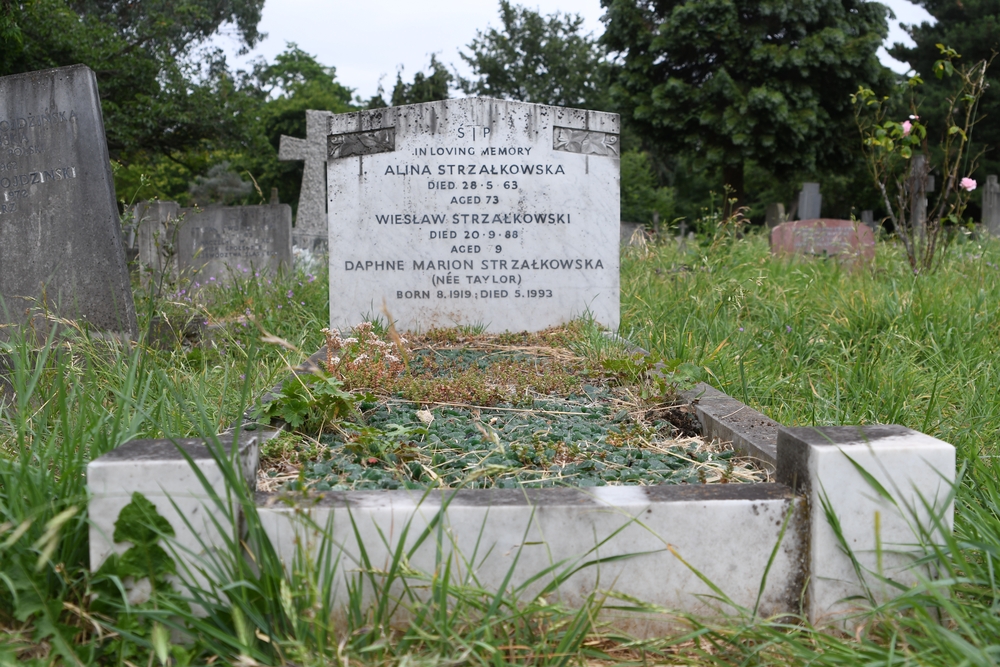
[
  {"xmin": 108, "ymin": 493, "xmax": 176, "ymax": 579},
  {"xmin": 458, "ymin": 0, "xmax": 609, "ymax": 109},
  {"xmin": 257, "ymin": 372, "xmax": 358, "ymax": 432},
  {"xmin": 388, "ymin": 54, "xmax": 453, "ymax": 106},
  {"xmin": 602, "ymin": 0, "xmax": 894, "ymax": 203},
  {"xmin": 620, "ymin": 149, "xmax": 676, "ymax": 225},
  {"xmin": 888, "ymin": 0, "xmax": 1000, "ymax": 178},
  {"xmin": 0, "ymin": 0, "xmax": 264, "ymax": 159},
  {"xmin": 853, "ymin": 45, "xmax": 990, "ymax": 272}
]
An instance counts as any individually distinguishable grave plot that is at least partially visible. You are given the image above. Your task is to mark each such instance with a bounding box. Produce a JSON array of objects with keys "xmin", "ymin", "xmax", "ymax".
[{"xmin": 256, "ymin": 323, "xmax": 767, "ymax": 492}]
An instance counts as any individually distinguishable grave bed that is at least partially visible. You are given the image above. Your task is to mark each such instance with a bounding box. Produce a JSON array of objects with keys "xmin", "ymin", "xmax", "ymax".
[
  {"xmin": 88, "ymin": 327, "xmax": 955, "ymax": 633},
  {"xmin": 257, "ymin": 326, "xmax": 767, "ymax": 493}
]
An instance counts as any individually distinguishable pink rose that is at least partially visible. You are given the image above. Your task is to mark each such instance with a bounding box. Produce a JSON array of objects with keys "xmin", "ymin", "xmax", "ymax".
[
  {"xmin": 961, "ymin": 177, "xmax": 977, "ymax": 191},
  {"xmin": 902, "ymin": 120, "xmax": 912, "ymax": 136}
]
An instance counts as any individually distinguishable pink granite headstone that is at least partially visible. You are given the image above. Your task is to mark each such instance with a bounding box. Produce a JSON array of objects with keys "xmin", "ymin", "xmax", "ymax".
[{"xmin": 770, "ymin": 219, "xmax": 875, "ymax": 261}]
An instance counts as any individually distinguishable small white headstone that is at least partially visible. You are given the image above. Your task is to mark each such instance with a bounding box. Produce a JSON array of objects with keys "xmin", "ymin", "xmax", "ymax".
[
  {"xmin": 797, "ymin": 182, "xmax": 822, "ymax": 220},
  {"xmin": 326, "ymin": 98, "xmax": 620, "ymax": 333}
]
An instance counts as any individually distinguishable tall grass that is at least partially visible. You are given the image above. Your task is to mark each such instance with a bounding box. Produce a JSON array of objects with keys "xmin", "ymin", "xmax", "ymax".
[
  {"xmin": 620, "ymin": 231, "xmax": 1000, "ymax": 664},
  {"xmin": 5, "ymin": 232, "xmax": 1000, "ymax": 664}
]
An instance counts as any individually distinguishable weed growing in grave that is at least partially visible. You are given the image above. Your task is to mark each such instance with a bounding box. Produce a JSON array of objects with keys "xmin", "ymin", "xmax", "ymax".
[
  {"xmin": 323, "ymin": 322, "xmax": 407, "ymax": 390},
  {"xmin": 257, "ymin": 371, "xmax": 360, "ymax": 432}
]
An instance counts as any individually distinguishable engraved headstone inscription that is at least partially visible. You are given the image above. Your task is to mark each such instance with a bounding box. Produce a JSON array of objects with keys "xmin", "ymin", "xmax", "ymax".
[
  {"xmin": 770, "ymin": 219, "xmax": 875, "ymax": 261},
  {"xmin": 136, "ymin": 203, "xmax": 293, "ymax": 285},
  {"xmin": 0, "ymin": 65, "xmax": 137, "ymax": 336},
  {"xmin": 326, "ymin": 99, "xmax": 621, "ymax": 333}
]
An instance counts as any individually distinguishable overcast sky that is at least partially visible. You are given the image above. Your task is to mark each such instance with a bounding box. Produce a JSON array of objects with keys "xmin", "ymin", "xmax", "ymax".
[{"xmin": 215, "ymin": 0, "xmax": 936, "ymax": 101}]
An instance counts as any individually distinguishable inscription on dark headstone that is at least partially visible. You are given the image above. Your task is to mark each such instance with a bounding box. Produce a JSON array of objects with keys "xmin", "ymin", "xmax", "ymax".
[{"xmin": 0, "ymin": 65, "xmax": 136, "ymax": 336}]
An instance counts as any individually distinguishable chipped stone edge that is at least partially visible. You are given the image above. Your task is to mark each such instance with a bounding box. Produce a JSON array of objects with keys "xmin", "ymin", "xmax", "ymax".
[{"xmin": 600, "ymin": 332, "xmax": 779, "ymax": 470}]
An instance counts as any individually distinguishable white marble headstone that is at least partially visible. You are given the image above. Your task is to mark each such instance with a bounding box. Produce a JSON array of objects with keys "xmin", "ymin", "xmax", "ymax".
[{"xmin": 326, "ymin": 98, "xmax": 620, "ymax": 333}]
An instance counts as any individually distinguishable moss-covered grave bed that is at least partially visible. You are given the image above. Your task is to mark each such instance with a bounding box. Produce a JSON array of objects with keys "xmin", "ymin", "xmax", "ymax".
[{"xmin": 256, "ymin": 323, "xmax": 767, "ymax": 492}]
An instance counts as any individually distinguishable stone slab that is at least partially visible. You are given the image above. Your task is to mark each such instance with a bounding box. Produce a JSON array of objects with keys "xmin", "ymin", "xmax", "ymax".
[
  {"xmin": 88, "ymin": 432, "xmax": 264, "ymax": 573},
  {"xmin": 765, "ymin": 203, "xmax": 785, "ymax": 228},
  {"xmin": 983, "ymin": 175, "xmax": 1000, "ymax": 236},
  {"xmin": 325, "ymin": 98, "xmax": 620, "ymax": 333},
  {"xmin": 770, "ymin": 219, "xmax": 875, "ymax": 261},
  {"xmin": 0, "ymin": 64, "xmax": 136, "ymax": 336},
  {"xmin": 620, "ymin": 221, "xmax": 647, "ymax": 245},
  {"xmin": 175, "ymin": 205, "xmax": 292, "ymax": 283},
  {"xmin": 134, "ymin": 203, "xmax": 293, "ymax": 285},
  {"xmin": 776, "ymin": 425, "xmax": 955, "ymax": 627},
  {"xmin": 134, "ymin": 200, "xmax": 181, "ymax": 283},
  {"xmin": 256, "ymin": 483, "xmax": 803, "ymax": 635},
  {"xmin": 797, "ymin": 182, "xmax": 822, "ymax": 220}
]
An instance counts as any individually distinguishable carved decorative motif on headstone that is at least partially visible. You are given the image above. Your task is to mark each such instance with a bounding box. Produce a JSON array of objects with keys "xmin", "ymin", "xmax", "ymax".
[
  {"xmin": 328, "ymin": 128, "xmax": 396, "ymax": 159},
  {"xmin": 553, "ymin": 127, "xmax": 620, "ymax": 156}
]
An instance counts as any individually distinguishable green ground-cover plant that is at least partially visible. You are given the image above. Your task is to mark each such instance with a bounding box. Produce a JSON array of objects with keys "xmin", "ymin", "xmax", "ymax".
[{"xmin": 255, "ymin": 319, "xmax": 743, "ymax": 492}]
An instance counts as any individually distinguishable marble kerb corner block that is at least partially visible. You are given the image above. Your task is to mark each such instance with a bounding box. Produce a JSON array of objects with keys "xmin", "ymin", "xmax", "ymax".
[
  {"xmin": 776, "ymin": 425, "xmax": 955, "ymax": 626},
  {"xmin": 88, "ymin": 433, "xmax": 262, "ymax": 576},
  {"xmin": 325, "ymin": 98, "xmax": 621, "ymax": 333}
]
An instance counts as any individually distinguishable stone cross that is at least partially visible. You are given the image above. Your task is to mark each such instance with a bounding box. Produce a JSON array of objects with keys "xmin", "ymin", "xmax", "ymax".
[
  {"xmin": 983, "ymin": 175, "xmax": 1000, "ymax": 236},
  {"xmin": 907, "ymin": 154, "xmax": 935, "ymax": 243},
  {"xmin": 278, "ymin": 109, "xmax": 332, "ymax": 253}
]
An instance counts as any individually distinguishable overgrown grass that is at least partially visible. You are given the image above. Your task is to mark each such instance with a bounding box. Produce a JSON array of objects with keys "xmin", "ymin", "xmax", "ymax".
[
  {"xmin": 620, "ymin": 230, "xmax": 1000, "ymax": 663},
  {"xmin": 5, "ymin": 232, "xmax": 1000, "ymax": 664}
]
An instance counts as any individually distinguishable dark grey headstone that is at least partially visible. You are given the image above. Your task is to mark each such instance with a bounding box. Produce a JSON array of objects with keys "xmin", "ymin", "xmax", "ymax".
[{"xmin": 0, "ymin": 65, "xmax": 136, "ymax": 336}]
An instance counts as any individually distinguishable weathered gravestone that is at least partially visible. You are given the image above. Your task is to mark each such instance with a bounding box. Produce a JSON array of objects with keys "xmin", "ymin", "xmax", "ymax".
[
  {"xmin": 771, "ymin": 219, "xmax": 875, "ymax": 261},
  {"xmin": 133, "ymin": 200, "xmax": 181, "ymax": 282},
  {"xmin": 135, "ymin": 203, "xmax": 293, "ymax": 285},
  {"xmin": 620, "ymin": 222, "xmax": 646, "ymax": 246},
  {"xmin": 860, "ymin": 210, "xmax": 875, "ymax": 229},
  {"xmin": 765, "ymin": 203, "xmax": 785, "ymax": 228},
  {"xmin": 0, "ymin": 65, "xmax": 137, "ymax": 336},
  {"xmin": 797, "ymin": 183, "xmax": 822, "ymax": 220},
  {"xmin": 326, "ymin": 99, "xmax": 620, "ymax": 333},
  {"xmin": 278, "ymin": 110, "xmax": 330, "ymax": 253},
  {"xmin": 982, "ymin": 175, "xmax": 1000, "ymax": 236}
]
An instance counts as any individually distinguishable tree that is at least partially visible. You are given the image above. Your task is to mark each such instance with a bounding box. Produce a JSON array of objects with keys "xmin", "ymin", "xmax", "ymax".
[
  {"xmin": 0, "ymin": 0, "xmax": 265, "ymax": 159},
  {"xmin": 888, "ymin": 0, "xmax": 1000, "ymax": 178},
  {"xmin": 250, "ymin": 44, "xmax": 355, "ymax": 210},
  {"xmin": 391, "ymin": 54, "xmax": 452, "ymax": 106},
  {"xmin": 459, "ymin": 1, "xmax": 609, "ymax": 109},
  {"xmin": 601, "ymin": 0, "xmax": 893, "ymax": 207}
]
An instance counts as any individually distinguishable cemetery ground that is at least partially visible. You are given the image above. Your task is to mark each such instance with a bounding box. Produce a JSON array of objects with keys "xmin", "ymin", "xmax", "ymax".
[{"xmin": 3, "ymin": 231, "xmax": 1000, "ymax": 664}]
